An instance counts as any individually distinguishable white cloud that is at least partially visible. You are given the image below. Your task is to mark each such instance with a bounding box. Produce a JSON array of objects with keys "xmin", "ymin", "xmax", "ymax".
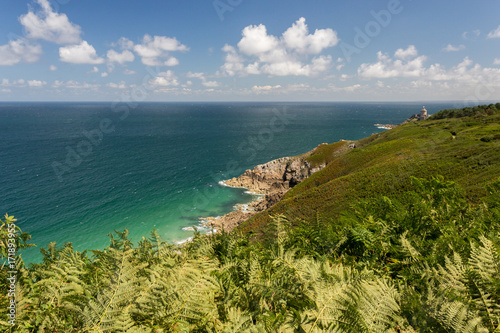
[
  {"xmin": 336, "ymin": 57, "xmax": 345, "ymax": 71},
  {"xmin": 487, "ymin": 25, "xmax": 500, "ymax": 39},
  {"xmin": 0, "ymin": 39, "xmax": 42, "ymax": 65},
  {"xmin": 164, "ymin": 56, "xmax": 179, "ymax": 66},
  {"xmin": 443, "ymin": 44, "xmax": 465, "ymax": 52},
  {"xmin": 187, "ymin": 72, "xmax": 219, "ymax": 87},
  {"xmin": 358, "ymin": 46, "xmax": 427, "ymax": 79},
  {"xmin": 149, "ymin": 70, "xmax": 179, "ymax": 86},
  {"xmin": 101, "ymin": 72, "xmax": 108, "ymax": 77},
  {"xmin": 0, "ymin": 78, "xmax": 43, "ymax": 88},
  {"xmin": 439, "ymin": 57, "xmax": 500, "ymax": 84},
  {"xmin": 202, "ymin": 80, "xmax": 219, "ymax": 87},
  {"xmin": 329, "ymin": 84, "xmax": 362, "ymax": 92},
  {"xmin": 88, "ymin": 66, "xmax": 99, "ymax": 73},
  {"xmin": 394, "ymin": 45, "xmax": 418, "ymax": 59},
  {"xmin": 134, "ymin": 34, "xmax": 188, "ymax": 66},
  {"xmin": 219, "ymin": 44, "xmax": 246, "ymax": 76},
  {"xmin": 123, "ymin": 69, "xmax": 136, "ymax": 75},
  {"xmin": 238, "ymin": 24, "xmax": 279, "ymax": 56},
  {"xmin": 19, "ymin": 0, "xmax": 81, "ymax": 44},
  {"xmin": 107, "ymin": 49, "xmax": 135, "ymax": 64},
  {"xmin": 252, "ymin": 85, "xmax": 281, "ymax": 92},
  {"xmin": 357, "ymin": 47, "xmax": 500, "ymax": 98},
  {"xmin": 27, "ymin": 79, "xmax": 46, "ymax": 87},
  {"xmin": 494, "ymin": 58, "xmax": 500, "ymax": 65},
  {"xmin": 221, "ymin": 18, "xmax": 338, "ymax": 77},
  {"xmin": 186, "ymin": 72, "xmax": 204, "ymax": 79},
  {"xmin": 112, "ymin": 37, "xmax": 134, "ymax": 50},
  {"xmin": 59, "ymin": 41, "xmax": 104, "ymax": 64},
  {"xmin": 340, "ymin": 74, "xmax": 351, "ymax": 81},
  {"xmin": 53, "ymin": 80, "xmax": 100, "ymax": 89},
  {"xmin": 282, "ymin": 17, "xmax": 338, "ymax": 54},
  {"xmin": 107, "ymin": 81, "xmax": 127, "ymax": 89},
  {"xmin": 49, "ymin": 64, "xmax": 57, "ymax": 71}
]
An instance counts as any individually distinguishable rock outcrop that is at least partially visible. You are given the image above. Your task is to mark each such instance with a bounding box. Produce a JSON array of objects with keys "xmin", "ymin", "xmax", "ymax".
[
  {"xmin": 204, "ymin": 144, "xmax": 330, "ymax": 231},
  {"xmin": 223, "ymin": 151, "xmax": 327, "ymax": 195}
]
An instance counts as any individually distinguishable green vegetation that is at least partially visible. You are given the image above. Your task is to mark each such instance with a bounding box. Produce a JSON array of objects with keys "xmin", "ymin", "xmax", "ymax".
[
  {"xmin": 305, "ymin": 141, "xmax": 350, "ymax": 167},
  {"xmin": 240, "ymin": 105, "xmax": 500, "ymax": 237},
  {"xmin": 1, "ymin": 104, "xmax": 500, "ymax": 332},
  {"xmin": 429, "ymin": 103, "xmax": 500, "ymax": 120}
]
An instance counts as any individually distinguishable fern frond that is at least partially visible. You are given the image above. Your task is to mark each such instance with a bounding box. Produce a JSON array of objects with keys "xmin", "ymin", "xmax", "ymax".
[{"xmin": 83, "ymin": 247, "xmax": 147, "ymax": 332}]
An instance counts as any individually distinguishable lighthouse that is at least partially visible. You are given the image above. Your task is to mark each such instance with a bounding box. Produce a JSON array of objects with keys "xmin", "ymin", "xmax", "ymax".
[{"xmin": 418, "ymin": 106, "xmax": 428, "ymax": 121}]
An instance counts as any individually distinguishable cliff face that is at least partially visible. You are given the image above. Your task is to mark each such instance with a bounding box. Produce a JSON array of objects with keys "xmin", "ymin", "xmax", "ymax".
[
  {"xmin": 206, "ymin": 144, "xmax": 331, "ymax": 231},
  {"xmin": 223, "ymin": 151, "xmax": 327, "ymax": 195}
]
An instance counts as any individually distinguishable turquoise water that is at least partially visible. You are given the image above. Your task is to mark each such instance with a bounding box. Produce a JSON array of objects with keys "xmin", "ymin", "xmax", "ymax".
[{"xmin": 0, "ymin": 102, "xmax": 457, "ymax": 262}]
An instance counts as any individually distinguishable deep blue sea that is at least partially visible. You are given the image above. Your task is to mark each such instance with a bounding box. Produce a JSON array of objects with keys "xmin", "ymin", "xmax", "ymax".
[{"xmin": 0, "ymin": 102, "xmax": 458, "ymax": 262}]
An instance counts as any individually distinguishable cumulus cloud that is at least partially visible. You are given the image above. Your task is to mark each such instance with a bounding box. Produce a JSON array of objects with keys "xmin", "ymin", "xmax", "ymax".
[
  {"xmin": 0, "ymin": 79, "xmax": 28, "ymax": 87},
  {"xmin": 27, "ymin": 79, "xmax": 46, "ymax": 87},
  {"xmin": 202, "ymin": 80, "xmax": 219, "ymax": 87},
  {"xmin": 443, "ymin": 44, "xmax": 465, "ymax": 52},
  {"xmin": 187, "ymin": 72, "xmax": 219, "ymax": 87},
  {"xmin": 494, "ymin": 58, "xmax": 500, "ymax": 65},
  {"xmin": 0, "ymin": 39, "xmax": 42, "ymax": 65},
  {"xmin": 220, "ymin": 17, "xmax": 338, "ymax": 77},
  {"xmin": 219, "ymin": 44, "xmax": 246, "ymax": 76},
  {"xmin": 329, "ymin": 83, "xmax": 362, "ymax": 92},
  {"xmin": 252, "ymin": 85, "xmax": 281, "ymax": 92},
  {"xmin": 282, "ymin": 17, "xmax": 338, "ymax": 54},
  {"xmin": 107, "ymin": 49, "xmax": 135, "ymax": 64},
  {"xmin": 134, "ymin": 34, "xmax": 188, "ymax": 66},
  {"xmin": 164, "ymin": 57, "xmax": 179, "ymax": 66},
  {"xmin": 487, "ymin": 25, "xmax": 500, "ymax": 39},
  {"xmin": 112, "ymin": 37, "xmax": 134, "ymax": 50},
  {"xmin": 59, "ymin": 41, "xmax": 104, "ymax": 64},
  {"xmin": 19, "ymin": 0, "xmax": 81, "ymax": 44},
  {"xmin": 149, "ymin": 70, "xmax": 179, "ymax": 86},
  {"xmin": 358, "ymin": 46, "xmax": 500, "ymax": 92},
  {"xmin": 107, "ymin": 81, "xmax": 127, "ymax": 89},
  {"xmin": 238, "ymin": 24, "xmax": 279, "ymax": 55},
  {"xmin": 394, "ymin": 45, "xmax": 418, "ymax": 59},
  {"xmin": 53, "ymin": 80, "xmax": 100, "ymax": 89},
  {"xmin": 49, "ymin": 64, "xmax": 57, "ymax": 71},
  {"xmin": 358, "ymin": 46, "xmax": 427, "ymax": 79}
]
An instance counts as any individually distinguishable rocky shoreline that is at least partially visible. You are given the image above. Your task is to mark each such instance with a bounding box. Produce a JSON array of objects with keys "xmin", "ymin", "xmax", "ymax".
[
  {"xmin": 200, "ymin": 143, "xmax": 336, "ymax": 232},
  {"xmin": 200, "ymin": 119, "xmax": 411, "ymax": 232}
]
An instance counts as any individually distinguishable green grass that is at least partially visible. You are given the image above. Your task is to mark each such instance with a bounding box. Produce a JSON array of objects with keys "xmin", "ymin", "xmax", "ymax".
[{"xmin": 238, "ymin": 112, "xmax": 500, "ymax": 237}]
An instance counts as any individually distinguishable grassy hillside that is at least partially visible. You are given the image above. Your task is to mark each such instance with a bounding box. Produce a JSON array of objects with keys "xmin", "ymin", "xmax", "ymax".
[{"xmin": 239, "ymin": 106, "xmax": 500, "ymax": 237}]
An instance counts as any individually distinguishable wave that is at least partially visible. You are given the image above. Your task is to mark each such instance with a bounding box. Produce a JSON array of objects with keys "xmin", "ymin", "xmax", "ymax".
[{"xmin": 218, "ymin": 180, "xmax": 246, "ymax": 190}]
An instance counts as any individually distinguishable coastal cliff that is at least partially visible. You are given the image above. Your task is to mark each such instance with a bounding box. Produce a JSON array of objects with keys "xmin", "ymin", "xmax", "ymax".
[{"xmin": 203, "ymin": 141, "xmax": 353, "ymax": 231}]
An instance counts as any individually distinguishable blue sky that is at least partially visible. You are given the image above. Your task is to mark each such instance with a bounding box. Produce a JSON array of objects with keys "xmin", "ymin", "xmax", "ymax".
[{"xmin": 1, "ymin": 0, "xmax": 500, "ymax": 102}]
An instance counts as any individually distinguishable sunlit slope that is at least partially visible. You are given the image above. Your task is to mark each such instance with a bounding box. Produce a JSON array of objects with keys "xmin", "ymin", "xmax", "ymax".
[{"xmin": 239, "ymin": 111, "xmax": 500, "ymax": 235}]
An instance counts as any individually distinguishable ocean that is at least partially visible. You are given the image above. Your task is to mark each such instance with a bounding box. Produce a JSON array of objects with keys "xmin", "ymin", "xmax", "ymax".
[{"xmin": 0, "ymin": 102, "xmax": 458, "ymax": 262}]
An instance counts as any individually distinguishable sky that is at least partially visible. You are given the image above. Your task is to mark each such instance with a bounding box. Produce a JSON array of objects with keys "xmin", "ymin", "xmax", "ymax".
[{"xmin": 0, "ymin": 0, "xmax": 500, "ymax": 102}]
